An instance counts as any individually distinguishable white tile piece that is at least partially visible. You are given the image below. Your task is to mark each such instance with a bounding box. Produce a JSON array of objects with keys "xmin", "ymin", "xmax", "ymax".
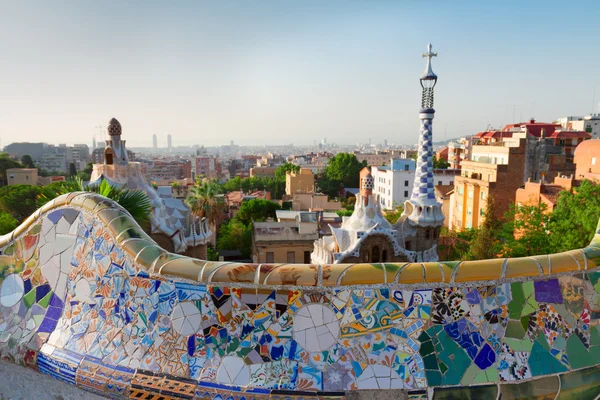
[
  {"xmin": 216, "ymin": 356, "xmax": 250, "ymax": 386},
  {"xmin": 68, "ymin": 219, "xmax": 79, "ymax": 236},
  {"xmin": 54, "ymin": 234, "xmax": 76, "ymax": 255},
  {"xmin": 41, "ymin": 259, "xmax": 60, "ymax": 289},
  {"xmin": 292, "ymin": 303, "xmax": 340, "ymax": 352},
  {"xmin": 39, "ymin": 244, "xmax": 54, "ymax": 266},
  {"xmin": 0, "ymin": 274, "xmax": 24, "ymax": 307},
  {"xmin": 75, "ymin": 279, "xmax": 91, "ymax": 302},
  {"xmin": 41, "ymin": 217, "xmax": 54, "ymax": 236},
  {"xmin": 56, "ymin": 218, "xmax": 71, "ymax": 235}
]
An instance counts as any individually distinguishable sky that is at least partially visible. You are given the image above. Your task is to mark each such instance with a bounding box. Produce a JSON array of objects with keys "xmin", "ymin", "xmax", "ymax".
[{"xmin": 0, "ymin": 1, "xmax": 599, "ymax": 147}]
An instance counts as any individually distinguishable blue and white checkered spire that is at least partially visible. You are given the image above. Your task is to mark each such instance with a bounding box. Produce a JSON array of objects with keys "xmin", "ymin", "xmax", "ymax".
[{"xmin": 410, "ymin": 44, "xmax": 438, "ymax": 206}]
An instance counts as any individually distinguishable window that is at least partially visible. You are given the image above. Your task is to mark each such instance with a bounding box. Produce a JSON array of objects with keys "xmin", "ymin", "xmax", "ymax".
[
  {"xmin": 481, "ymin": 192, "xmax": 487, "ymax": 200},
  {"xmin": 304, "ymin": 251, "xmax": 311, "ymax": 264},
  {"xmin": 593, "ymin": 157, "xmax": 597, "ymax": 166},
  {"xmin": 467, "ymin": 207, "xmax": 472, "ymax": 216},
  {"xmin": 388, "ymin": 190, "xmax": 390, "ymax": 195},
  {"xmin": 405, "ymin": 165, "xmax": 409, "ymax": 171},
  {"xmin": 450, "ymin": 181, "xmax": 454, "ymax": 185},
  {"xmin": 438, "ymin": 181, "xmax": 442, "ymax": 185},
  {"xmin": 405, "ymin": 241, "xmax": 412, "ymax": 251},
  {"xmin": 425, "ymin": 229, "xmax": 431, "ymax": 240},
  {"xmin": 458, "ymin": 203, "xmax": 463, "ymax": 212},
  {"xmin": 468, "ymin": 188, "xmax": 473, "ymax": 199},
  {"xmin": 382, "ymin": 250, "xmax": 388, "ymax": 262},
  {"xmin": 404, "ymin": 180, "xmax": 409, "ymax": 187},
  {"xmin": 457, "ymin": 187, "xmax": 464, "ymax": 195},
  {"xmin": 404, "ymin": 190, "xmax": 408, "ymax": 198},
  {"xmin": 480, "ymin": 208, "xmax": 485, "ymax": 216},
  {"xmin": 266, "ymin": 252, "xmax": 274, "ymax": 263},
  {"xmin": 287, "ymin": 251, "xmax": 296, "ymax": 263}
]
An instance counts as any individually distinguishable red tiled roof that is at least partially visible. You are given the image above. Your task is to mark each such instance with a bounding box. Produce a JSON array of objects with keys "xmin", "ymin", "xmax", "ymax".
[
  {"xmin": 501, "ymin": 120, "xmax": 560, "ymax": 137},
  {"xmin": 546, "ymin": 130, "xmax": 591, "ymax": 139}
]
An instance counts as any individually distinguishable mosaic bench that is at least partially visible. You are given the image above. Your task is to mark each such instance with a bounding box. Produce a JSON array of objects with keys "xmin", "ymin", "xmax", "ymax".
[{"xmin": 1, "ymin": 192, "xmax": 600, "ymax": 399}]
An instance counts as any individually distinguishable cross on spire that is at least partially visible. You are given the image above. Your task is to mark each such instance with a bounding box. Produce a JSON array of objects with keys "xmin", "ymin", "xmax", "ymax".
[{"xmin": 422, "ymin": 43, "xmax": 437, "ymax": 61}]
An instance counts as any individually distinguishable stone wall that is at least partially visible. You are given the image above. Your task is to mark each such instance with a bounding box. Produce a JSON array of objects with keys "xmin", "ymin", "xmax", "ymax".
[{"xmin": 0, "ymin": 193, "xmax": 600, "ymax": 399}]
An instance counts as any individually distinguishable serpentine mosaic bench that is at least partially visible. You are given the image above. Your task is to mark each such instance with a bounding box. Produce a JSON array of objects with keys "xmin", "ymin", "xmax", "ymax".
[{"xmin": 1, "ymin": 192, "xmax": 600, "ymax": 399}]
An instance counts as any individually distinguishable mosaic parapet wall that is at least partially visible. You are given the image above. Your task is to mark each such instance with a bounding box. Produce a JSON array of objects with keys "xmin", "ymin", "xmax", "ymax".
[{"xmin": 1, "ymin": 193, "xmax": 600, "ymax": 399}]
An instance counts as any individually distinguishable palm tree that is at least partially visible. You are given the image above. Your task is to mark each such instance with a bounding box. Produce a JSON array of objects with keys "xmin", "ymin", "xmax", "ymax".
[
  {"xmin": 185, "ymin": 181, "xmax": 226, "ymax": 228},
  {"xmin": 37, "ymin": 178, "xmax": 153, "ymax": 228}
]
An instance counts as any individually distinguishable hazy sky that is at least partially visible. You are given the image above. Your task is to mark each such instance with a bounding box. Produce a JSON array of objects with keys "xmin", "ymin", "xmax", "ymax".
[{"xmin": 1, "ymin": 1, "xmax": 599, "ymax": 147}]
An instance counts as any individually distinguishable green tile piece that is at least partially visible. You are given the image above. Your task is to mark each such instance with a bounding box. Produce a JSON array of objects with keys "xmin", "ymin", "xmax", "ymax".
[
  {"xmin": 426, "ymin": 370, "xmax": 442, "ymax": 386},
  {"xmin": 23, "ymin": 290, "xmax": 36, "ymax": 309},
  {"xmin": 420, "ymin": 340, "xmax": 435, "ymax": 356},
  {"xmin": 553, "ymin": 336, "xmax": 567, "ymax": 351},
  {"xmin": 520, "ymin": 315, "xmax": 530, "ymax": 332},
  {"xmin": 553, "ymin": 304, "xmax": 577, "ymax": 327},
  {"xmin": 590, "ymin": 326, "xmax": 600, "ymax": 347},
  {"xmin": 566, "ymin": 335, "xmax": 594, "ymax": 369},
  {"xmin": 38, "ymin": 291, "xmax": 53, "ymax": 308},
  {"xmin": 509, "ymin": 282, "xmax": 526, "ymax": 319},
  {"xmin": 439, "ymin": 361, "xmax": 448, "ymax": 374},
  {"xmin": 506, "ymin": 320, "xmax": 526, "ymax": 339},
  {"xmin": 529, "ymin": 340, "xmax": 568, "ymax": 376},
  {"xmin": 433, "ymin": 385, "xmax": 498, "ymax": 400},
  {"xmin": 460, "ymin": 363, "xmax": 480, "ymax": 385},
  {"xmin": 418, "ymin": 331, "xmax": 431, "ymax": 342},
  {"xmin": 472, "ymin": 369, "xmax": 492, "ymax": 384},
  {"xmin": 423, "ymin": 354, "xmax": 439, "ymax": 370},
  {"xmin": 522, "ymin": 300, "xmax": 538, "ymax": 317},
  {"xmin": 499, "ymin": 374, "xmax": 559, "ymax": 400},
  {"xmin": 436, "ymin": 330, "xmax": 471, "ymax": 386},
  {"xmin": 557, "ymin": 365, "xmax": 600, "ymax": 400},
  {"xmin": 503, "ymin": 337, "xmax": 534, "ymax": 352},
  {"xmin": 536, "ymin": 332, "xmax": 550, "ymax": 351}
]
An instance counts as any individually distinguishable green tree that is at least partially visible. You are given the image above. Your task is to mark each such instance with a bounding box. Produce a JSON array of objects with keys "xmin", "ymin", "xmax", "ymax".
[
  {"xmin": 68, "ymin": 162, "xmax": 77, "ymax": 178},
  {"xmin": 77, "ymin": 161, "xmax": 93, "ymax": 181},
  {"xmin": 468, "ymin": 195, "xmax": 502, "ymax": 260},
  {"xmin": 433, "ymin": 155, "xmax": 450, "ymax": 169},
  {"xmin": 317, "ymin": 153, "xmax": 367, "ymax": 198},
  {"xmin": 235, "ymin": 198, "xmax": 281, "ymax": 225},
  {"xmin": 37, "ymin": 178, "xmax": 153, "ymax": 228},
  {"xmin": 0, "ymin": 153, "xmax": 24, "ymax": 186},
  {"xmin": 0, "ymin": 211, "xmax": 19, "ymax": 235},
  {"xmin": 548, "ymin": 180, "xmax": 600, "ymax": 252},
  {"xmin": 336, "ymin": 209, "xmax": 353, "ymax": 217},
  {"xmin": 0, "ymin": 185, "xmax": 41, "ymax": 221},
  {"xmin": 500, "ymin": 203, "xmax": 552, "ymax": 258},
  {"xmin": 185, "ymin": 181, "xmax": 226, "ymax": 227},
  {"xmin": 216, "ymin": 220, "xmax": 252, "ymax": 259},
  {"xmin": 384, "ymin": 206, "xmax": 404, "ymax": 224},
  {"xmin": 438, "ymin": 227, "xmax": 478, "ymax": 261},
  {"xmin": 21, "ymin": 155, "xmax": 35, "ymax": 168}
]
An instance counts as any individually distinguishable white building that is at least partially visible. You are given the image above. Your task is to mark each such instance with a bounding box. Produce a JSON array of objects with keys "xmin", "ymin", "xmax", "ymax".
[
  {"xmin": 556, "ymin": 115, "xmax": 600, "ymax": 138},
  {"xmin": 372, "ymin": 158, "xmax": 459, "ymax": 210}
]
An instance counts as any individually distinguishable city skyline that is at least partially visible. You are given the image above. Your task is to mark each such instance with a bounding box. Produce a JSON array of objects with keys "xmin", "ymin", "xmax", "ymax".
[{"xmin": 0, "ymin": 1, "xmax": 599, "ymax": 148}]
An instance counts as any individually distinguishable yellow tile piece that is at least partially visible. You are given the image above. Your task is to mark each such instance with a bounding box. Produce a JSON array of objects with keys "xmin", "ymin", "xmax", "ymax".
[
  {"xmin": 383, "ymin": 263, "xmax": 407, "ymax": 283},
  {"xmin": 505, "ymin": 257, "xmax": 542, "ymax": 279},
  {"xmin": 263, "ymin": 264, "xmax": 319, "ymax": 286},
  {"xmin": 135, "ymin": 245, "xmax": 167, "ymax": 269},
  {"xmin": 321, "ymin": 264, "xmax": 348, "ymax": 287},
  {"xmin": 96, "ymin": 209, "xmax": 123, "ymax": 227},
  {"xmin": 339, "ymin": 263, "xmax": 385, "ymax": 285},
  {"xmin": 423, "ymin": 263, "xmax": 444, "ymax": 283},
  {"xmin": 453, "ymin": 258, "xmax": 504, "ymax": 282},
  {"xmin": 199, "ymin": 261, "xmax": 231, "ymax": 283},
  {"xmin": 159, "ymin": 258, "xmax": 206, "ymax": 281},
  {"xmin": 209, "ymin": 263, "xmax": 258, "ymax": 283},
  {"xmin": 82, "ymin": 194, "xmax": 106, "ymax": 211},
  {"xmin": 528, "ymin": 254, "xmax": 551, "ymax": 275},
  {"xmin": 151, "ymin": 253, "xmax": 184, "ymax": 274},
  {"xmin": 65, "ymin": 191, "xmax": 85, "ymax": 204},
  {"xmin": 438, "ymin": 263, "xmax": 455, "ymax": 283},
  {"xmin": 121, "ymin": 238, "xmax": 156, "ymax": 260},
  {"xmin": 549, "ymin": 252, "xmax": 580, "ymax": 274},
  {"xmin": 397, "ymin": 263, "xmax": 424, "ymax": 284}
]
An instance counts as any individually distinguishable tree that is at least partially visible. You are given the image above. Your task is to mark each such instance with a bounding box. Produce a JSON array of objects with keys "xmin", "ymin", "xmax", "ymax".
[
  {"xmin": 433, "ymin": 155, "xmax": 450, "ymax": 169},
  {"xmin": 235, "ymin": 198, "xmax": 281, "ymax": 225},
  {"xmin": 317, "ymin": 153, "xmax": 367, "ymax": 198},
  {"xmin": 68, "ymin": 162, "xmax": 77, "ymax": 178},
  {"xmin": 21, "ymin": 155, "xmax": 35, "ymax": 168},
  {"xmin": 0, "ymin": 185, "xmax": 41, "ymax": 221},
  {"xmin": 468, "ymin": 195, "xmax": 502, "ymax": 260},
  {"xmin": 77, "ymin": 161, "xmax": 93, "ymax": 181},
  {"xmin": 438, "ymin": 227, "xmax": 478, "ymax": 261},
  {"xmin": 0, "ymin": 153, "xmax": 24, "ymax": 186},
  {"xmin": 216, "ymin": 220, "xmax": 252, "ymax": 259},
  {"xmin": 500, "ymin": 202, "xmax": 552, "ymax": 258},
  {"xmin": 384, "ymin": 206, "xmax": 404, "ymax": 224},
  {"xmin": 0, "ymin": 211, "xmax": 19, "ymax": 235},
  {"xmin": 185, "ymin": 181, "xmax": 226, "ymax": 227},
  {"xmin": 37, "ymin": 178, "xmax": 153, "ymax": 228},
  {"xmin": 548, "ymin": 180, "xmax": 600, "ymax": 252},
  {"xmin": 336, "ymin": 209, "xmax": 353, "ymax": 217}
]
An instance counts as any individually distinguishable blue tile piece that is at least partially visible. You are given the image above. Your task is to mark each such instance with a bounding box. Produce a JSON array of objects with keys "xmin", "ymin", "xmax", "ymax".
[{"xmin": 47, "ymin": 210, "xmax": 63, "ymax": 224}]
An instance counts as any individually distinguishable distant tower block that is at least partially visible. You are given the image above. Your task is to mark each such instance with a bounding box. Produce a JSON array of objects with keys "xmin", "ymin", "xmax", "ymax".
[
  {"xmin": 153, "ymin": 134, "xmax": 157, "ymax": 149},
  {"xmin": 167, "ymin": 134, "xmax": 172, "ymax": 150}
]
